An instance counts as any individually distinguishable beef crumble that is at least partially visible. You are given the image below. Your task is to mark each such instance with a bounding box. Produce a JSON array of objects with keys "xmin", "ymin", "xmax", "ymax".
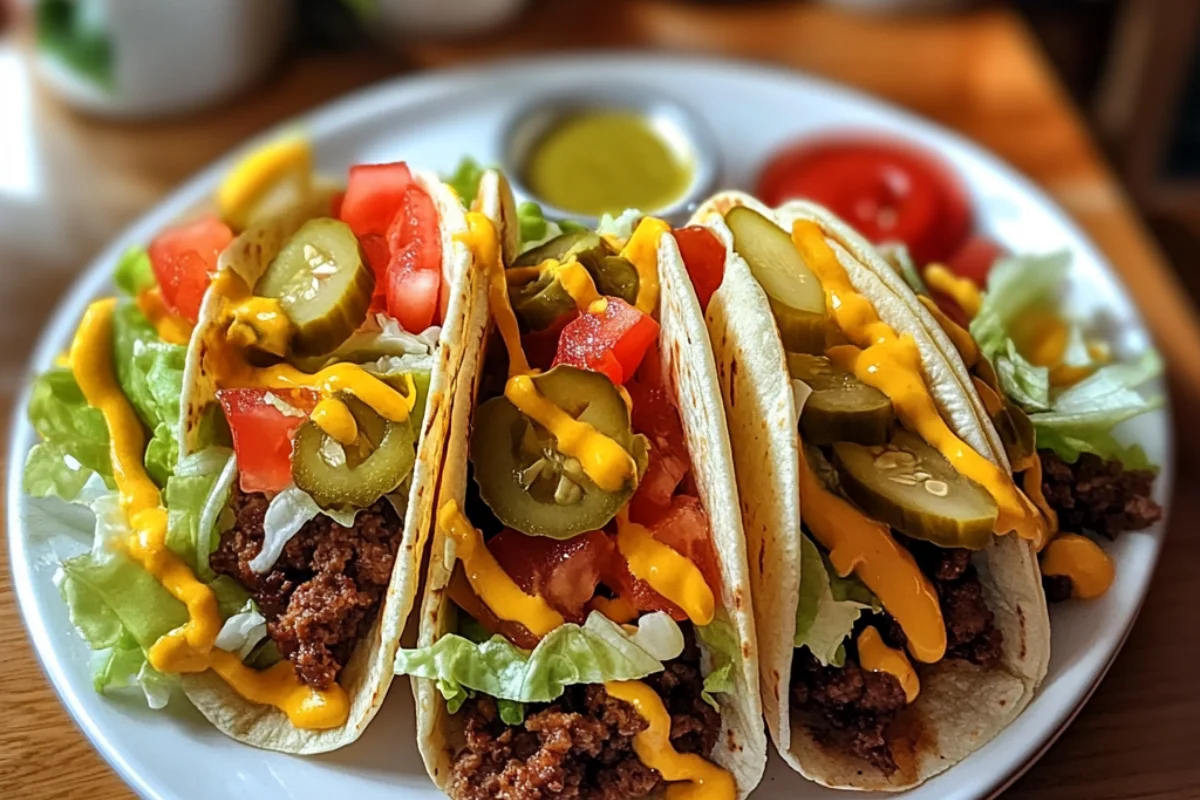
[
  {"xmin": 446, "ymin": 638, "xmax": 720, "ymax": 800},
  {"xmin": 791, "ymin": 543, "xmax": 1003, "ymax": 773},
  {"xmin": 210, "ymin": 489, "xmax": 402, "ymax": 689},
  {"xmin": 1040, "ymin": 451, "xmax": 1162, "ymax": 540}
]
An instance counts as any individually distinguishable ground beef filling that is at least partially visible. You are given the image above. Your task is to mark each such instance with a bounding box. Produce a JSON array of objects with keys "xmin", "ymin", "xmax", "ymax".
[
  {"xmin": 446, "ymin": 641, "xmax": 720, "ymax": 800},
  {"xmin": 210, "ymin": 489, "xmax": 402, "ymax": 690},
  {"xmin": 791, "ymin": 542, "xmax": 1003, "ymax": 773},
  {"xmin": 1039, "ymin": 451, "xmax": 1162, "ymax": 600}
]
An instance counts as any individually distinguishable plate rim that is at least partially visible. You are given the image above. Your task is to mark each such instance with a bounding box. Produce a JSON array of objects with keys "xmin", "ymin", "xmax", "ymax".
[{"xmin": 6, "ymin": 51, "xmax": 1175, "ymax": 800}]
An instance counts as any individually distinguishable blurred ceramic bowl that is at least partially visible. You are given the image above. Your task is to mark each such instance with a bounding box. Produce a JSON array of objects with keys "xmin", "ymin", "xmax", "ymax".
[
  {"xmin": 373, "ymin": 0, "xmax": 529, "ymax": 40},
  {"xmin": 31, "ymin": 0, "xmax": 291, "ymax": 119}
]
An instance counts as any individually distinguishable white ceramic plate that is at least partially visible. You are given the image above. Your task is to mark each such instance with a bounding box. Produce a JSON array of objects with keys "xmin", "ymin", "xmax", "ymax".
[{"xmin": 8, "ymin": 54, "xmax": 1171, "ymax": 800}]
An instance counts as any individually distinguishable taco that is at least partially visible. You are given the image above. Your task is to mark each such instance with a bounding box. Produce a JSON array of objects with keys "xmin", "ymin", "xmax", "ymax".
[
  {"xmin": 23, "ymin": 137, "xmax": 475, "ymax": 753},
  {"xmin": 689, "ymin": 192, "xmax": 1052, "ymax": 789},
  {"xmin": 394, "ymin": 173, "xmax": 767, "ymax": 799},
  {"xmin": 861, "ymin": 216, "xmax": 1164, "ymax": 603}
]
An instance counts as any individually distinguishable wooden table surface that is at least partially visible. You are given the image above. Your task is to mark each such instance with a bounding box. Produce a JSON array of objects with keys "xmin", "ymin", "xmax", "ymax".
[{"xmin": 2, "ymin": 3, "xmax": 1198, "ymax": 798}]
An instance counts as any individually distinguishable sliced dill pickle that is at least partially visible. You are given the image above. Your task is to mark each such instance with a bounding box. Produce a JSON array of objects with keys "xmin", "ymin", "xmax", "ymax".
[
  {"xmin": 510, "ymin": 270, "xmax": 577, "ymax": 331},
  {"xmin": 291, "ymin": 396, "xmax": 415, "ymax": 509},
  {"xmin": 471, "ymin": 366, "xmax": 646, "ymax": 538},
  {"xmin": 591, "ymin": 255, "xmax": 639, "ymax": 305},
  {"xmin": 513, "ymin": 230, "xmax": 610, "ymax": 268},
  {"xmin": 256, "ymin": 218, "xmax": 374, "ymax": 357},
  {"xmin": 788, "ymin": 353, "xmax": 894, "ymax": 446},
  {"xmin": 832, "ymin": 430, "xmax": 997, "ymax": 550},
  {"xmin": 725, "ymin": 205, "xmax": 829, "ymax": 354}
]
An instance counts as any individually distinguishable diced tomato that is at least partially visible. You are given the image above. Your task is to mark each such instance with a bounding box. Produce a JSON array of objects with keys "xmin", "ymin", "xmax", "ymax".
[
  {"xmin": 627, "ymin": 374, "xmax": 691, "ymax": 521},
  {"xmin": 147, "ymin": 215, "xmax": 233, "ymax": 323},
  {"xmin": 649, "ymin": 496, "xmax": 722, "ymax": 594},
  {"xmin": 943, "ymin": 234, "xmax": 1006, "ymax": 288},
  {"xmin": 552, "ymin": 297, "xmax": 659, "ymax": 385},
  {"xmin": 339, "ymin": 162, "xmax": 414, "ymax": 238},
  {"xmin": 756, "ymin": 136, "xmax": 972, "ymax": 266},
  {"xmin": 384, "ymin": 184, "xmax": 443, "ymax": 331},
  {"xmin": 361, "ymin": 234, "xmax": 391, "ymax": 312},
  {"xmin": 487, "ymin": 529, "xmax": 613, "ymax": 623},
  {"xmin": 602, "ymin": 544, "xmax": 687, "ymax": 622},
  {"xmin": 446, "ymin": 567, "xmax": 540, "ymax": 650},
  {"xmin": 672, "ymin": 226, "xmax": 726, "ymax": 311},
  {"xmin": 216, "ymin": 388, "xmax": 318, "ymax": 495}
]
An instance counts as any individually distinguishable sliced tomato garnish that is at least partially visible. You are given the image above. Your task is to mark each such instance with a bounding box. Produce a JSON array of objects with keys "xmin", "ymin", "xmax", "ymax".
[
  {"xmin": 384, "ymin": 183, "xmax": 443, "ymax": 331},
  {"xmin": 487, "ymin": 529, "xmax": 613, "ymax": 623},
  {"xmin": 602, "ymin": 543, "xmax": 687, "ymax": 622},
  {"xmin": 552, "ymin": 297, "xmax": 659, "ymax": 385},
  {"xmin": 216, "ymin": 388, "xmax": 318, "ymax": 495},
  {"xmin": 147, "ymin": 214, "xmax": 233, "ymax": 323},
  {"xmin": 627, "ymin": 372, "xmax": 691, "ymax": 521},
  {"xmin": 648, "ymin": 495, "xmax": 722, "ymax": 594},
  {"xmin": 672, "ymin": 226, "xmax": 726, "ymax": 311},
  {"xmin": 446, "ymin": 567, "xmax": 540, "ymax": 650},
  {"xmin": 756, "ymin": 136, "xmax": 972, "ymax": 266},
  {"xmin": 339, "ymin": 162, "xmax": 414, "ymax": 238}
]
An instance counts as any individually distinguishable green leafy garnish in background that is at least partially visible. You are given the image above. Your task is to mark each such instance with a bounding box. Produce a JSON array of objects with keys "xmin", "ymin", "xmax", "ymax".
[{"xmin": 35, "ymin": 0, "xmax": 114, "ymax": 90}]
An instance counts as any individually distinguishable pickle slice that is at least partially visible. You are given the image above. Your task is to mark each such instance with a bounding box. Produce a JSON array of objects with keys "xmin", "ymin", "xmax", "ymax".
[
  {"xmin": 832, "ymin": 430, "xmax": 997, "ymax": 550},
  {"xmin": 471, "ymin": 366, "xmax": 646, "ymax": 538},
  {"xmin": 510, "ymin": 270, "xmax": 577, "ymax": 331},
  {"xmin": 725, "ymin": 205, "xmax": 829, "ymax": 354},
  {"xmin": 292, "ymin": 396, "xmax": 416, "ymax": 509},
  {"xmin": 256, "ymin": 218, "xmax": 374, "ymax": 357},
  {"xmin": 789, "ymin": 353, "xmax": 894, "ymax": 446},
  {"xmin": 514, "ymin": 231, "xmax": 610, "ymax": 268},
  {"xmin": 592, "ymin": 255, "xmax": 639, "ymax": 305}
]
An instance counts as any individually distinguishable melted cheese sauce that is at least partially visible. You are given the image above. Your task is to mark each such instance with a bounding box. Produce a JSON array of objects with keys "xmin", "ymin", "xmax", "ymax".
[
  {"xmin": 792, "ymin": 220, "xmax": 1044, "ymax": 543},
  {"xmin": 439, "ymin": 500, "xmax": 564, "ymax": 636},
  {"xmin": 857, "ymin": 625, "xmax": 920, "ymax": 703},
  {"xmin": 604, "ymin": 680, "xmax": 735, "ymax": 800},
  {"xmin": 225, "ymin": 296, "xmax": 293, "ymax": 356},
  {"xmin": 616, "ymin": 515, "xmax": 714, "ymax": 626},
  {"xmin": 1041, "ymin": 533, "xmax": 1114, "ymax": 599},
  {"xmin": 797, "ymin": 446, "xmax": 946, "ymax": 663},
  {"xmin": 135, "ymin": 288, "xmax": 193, "ymax": 346},
  {"xmin": 620, "ymin": 217, "xmax": 668, "ymax": 314},
  {"xmin": 311, "ymin": 398, "xmax": 359, "ymax": 445},
  {"xmin": 71, "ymin": 299, "xmax": 347, "ymax": 729},
  {"xmin": 924, "ymin": 264, "xmax": 982, "ymax": 320}
]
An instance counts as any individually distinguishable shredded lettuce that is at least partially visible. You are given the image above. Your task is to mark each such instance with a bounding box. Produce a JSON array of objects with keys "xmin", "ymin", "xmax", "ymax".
[
  {"xmin": 164, "ymin": 448, "xmax": 237, "ymax": 580},
  {"xmin": 694, "ymin": 618, "xmax": 738, "ymax": 711},
  {"xmin": 795, "ymin": 534, "xmax": 877, "ymax": 667},
  {"xmin": 113, "ymin": 247, "xmax": 155, "ymax": 296},
  {"xmin": 256, "ymin": 485, "xmax": 361, "ymax": 573},
  {"xmin": 970, "ymin": 252, "xmax": 1163, "ymax": 467},
  {"xmin": 446, "ymin": 157, "xmax": 486, "ymax": 208},
  {"xmin": 214, "ymin": 601, "xmax": 268, "ymax": 659},
  {"xmin": 395, "ymin": 611, "xmax": 683, "ymax": 709},
  {"xmin": 23, "ymin": 365, "xmax": 113, "ymax": 501},
  {"xmin": 596, "ymin": 209, "xmax": 643, "ymax": 243}
]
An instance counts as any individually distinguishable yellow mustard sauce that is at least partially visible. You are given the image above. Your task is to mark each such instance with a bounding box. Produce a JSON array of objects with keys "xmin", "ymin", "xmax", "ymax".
[
  {"xmin": 797, "ymin": 446, "xmax": 946, "ymax": 664},
  {"xmin": 791, "ymin": 220, "xmax": 1045, "ymax": 543},
  {"xmin": 524, "ymin": 112, "xmax": 693, "ymax": 218},
  {"xmin": 616, "ymin": 514, "xmax": 715, "ymax": 626},
  {"xmin": 310, "ymin": 398, "xmax": 359, "ymax": 445},
  {"xmin": 134, "ymin": 288, "xmax": 194, "ymax": 346},
  {"xmin": 70, "ymin": 299, "xmax": 348, "ymax": 729},
  {"xmin": 463, "ymin": 212, "xmax": 530, "ymax": 377},
  {"xmin": 620, "ymin": 217, "xmax": 669, "ymax": 315},
  {"xmin": 604, "ymin": 680, "xmax": 735, "ymax": 800},
  {"xmin": 924, "ymin": 264, "xmax": 982, "ymax": 320},
  {"xmin": 225, "ymin": 296, "xmax": 294, "ymax": 357},
  {"xmin": 1041, "ymin": 533, "xmax": 1114, "ymax": 599},
  {"xmin": 553, "ymin": 260, "xmax": 602, "ymax": 310},
  {"xmin": 438, "ymin": 501, "xmax": 564, "ymax": 637},
  {"xmin": 217, "ymin": 136, "xmax": 313, "ymax": 227},
  {"xmin": 857, "ymin": 626, "xmax": 920, "ymax": 703},
  {"xmin": 589, "ymin": 595, "xmax": 639, "ymax": 624}
]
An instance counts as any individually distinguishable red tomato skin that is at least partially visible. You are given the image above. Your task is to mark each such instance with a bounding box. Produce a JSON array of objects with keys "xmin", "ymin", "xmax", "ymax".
[
  {"xmin": 627, "ymin": 376, "xmax": 691, "ymax": 520},
  {"xmin": 648, "ymin": 496, "xmax": 722, "ymax": 594},
  {"xmin": 672, "ymin": 226, "xmax": 726, "ymax": 311},
  {"xmin": 944, "ymin": 234, "xmax": 1006, "ymax": 288},
  {"xmin": 487, "ymin": 529, "xmax": 614, "ymax": 623},
  {"xmin": 552, "ymin": 298, "xmax": 660, "ymax": 385},
  {"xmin": 216, "ymin": 388, "xmax": 318, "ymax": 495},
  {"xmin": 386, "ymin": 255, "xmax": 441, "ymax": 333},
  {"xmin": 147, "ymin": 215, "xmax": 233, "ymax": 323},
  {"xmin": 339, "ymin": 162, "xmax": 414, "ymax": 238},
  {"xmin": 382, "ymin": 183, "xmax": 443, "ymax": 330},
  {"xmin": 756, "ymin": 136, "xmax": 972, "ymax": 266}
]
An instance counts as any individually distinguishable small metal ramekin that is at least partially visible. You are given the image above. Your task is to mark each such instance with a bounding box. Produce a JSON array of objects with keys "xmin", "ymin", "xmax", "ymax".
[{"xmin": 500, "ymin": 86, "xmax": 722, "ymax": 229}]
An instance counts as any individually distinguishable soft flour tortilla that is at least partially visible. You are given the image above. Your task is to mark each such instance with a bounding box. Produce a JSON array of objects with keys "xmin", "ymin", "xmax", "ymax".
[
  {"xmin": 692, "ymin": 192, "xmax": 1050, "ymax": 790},
  {"xmin": 177, "ymin": 170, "xmax": 476, "ymax": 754},
  {"xmin": 411, "ymin": 176, "xmax": 768, "ymax": 796}
]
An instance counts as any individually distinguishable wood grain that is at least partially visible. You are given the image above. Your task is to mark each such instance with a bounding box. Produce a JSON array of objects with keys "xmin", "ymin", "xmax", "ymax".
[{"xmin": 2, "ymin": 3, "xmax": 1198, "ymax": 798}]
